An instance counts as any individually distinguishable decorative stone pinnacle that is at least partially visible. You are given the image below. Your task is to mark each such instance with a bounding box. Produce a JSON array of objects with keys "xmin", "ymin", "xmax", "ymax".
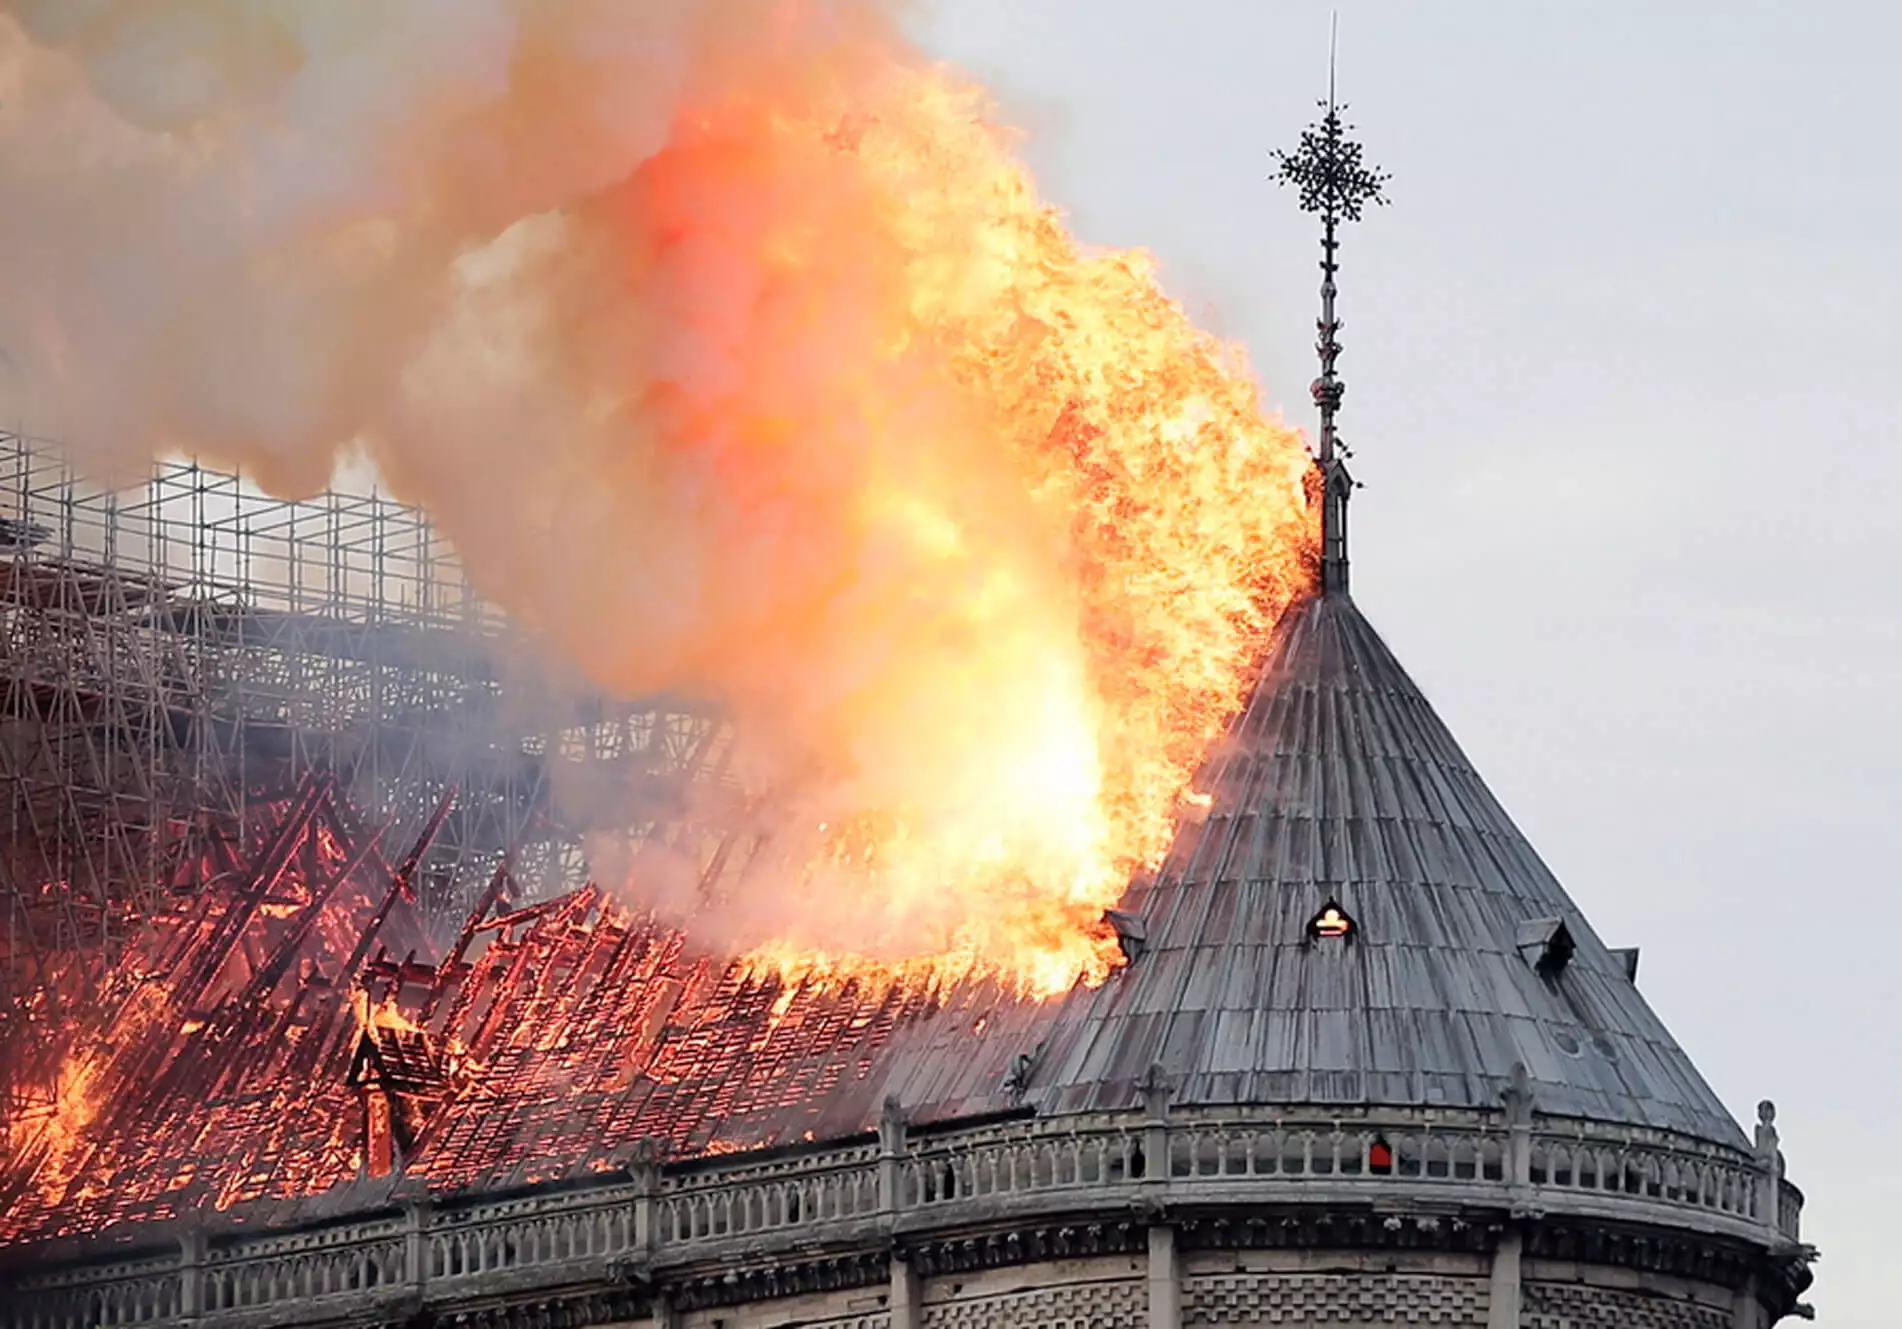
[
  {"xmin": 1502, "ymin": 1061, "xmax": 1536, "ymax": 1127},
  {"xmin": 879, "ymin": 1093, "xmax": 909, "ymax": 1150},
  {"xmin": 1755, "ymin": 1099, "xmax": 1782, "ymax": 1165},
  {"xmin": 1140, "ymin": 1061, "xmax": 1173, "ymax": 1119}
]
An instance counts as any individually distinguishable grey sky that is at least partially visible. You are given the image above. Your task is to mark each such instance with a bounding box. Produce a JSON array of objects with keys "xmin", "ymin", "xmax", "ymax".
[{"xmin": 917, "ymin": 2, "xmax": 1897, "ymax": 1321}]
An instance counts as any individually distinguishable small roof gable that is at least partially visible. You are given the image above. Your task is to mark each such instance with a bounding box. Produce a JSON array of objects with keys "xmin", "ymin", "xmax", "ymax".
[{"xmin": 348, "ymin": 1025, "xmax": 452, "ymax": 1097}]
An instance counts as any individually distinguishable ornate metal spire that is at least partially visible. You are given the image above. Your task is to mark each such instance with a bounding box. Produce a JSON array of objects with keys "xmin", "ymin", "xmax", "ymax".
[{"xmin": 1273, "ymin": 31, "xmax": 1388, "ymax": 597}]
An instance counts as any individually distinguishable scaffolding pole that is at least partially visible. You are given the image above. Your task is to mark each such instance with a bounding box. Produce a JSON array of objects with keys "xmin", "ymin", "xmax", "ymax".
[{"xmin": 0, "ymin": 432, "xmax": 737, "ymax": 1128}]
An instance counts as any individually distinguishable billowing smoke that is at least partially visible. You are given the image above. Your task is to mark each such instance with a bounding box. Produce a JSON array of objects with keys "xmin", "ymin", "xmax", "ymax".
[{"xmin": 0, "ymin": 2, "xmax": 1315, "ymax": 990}]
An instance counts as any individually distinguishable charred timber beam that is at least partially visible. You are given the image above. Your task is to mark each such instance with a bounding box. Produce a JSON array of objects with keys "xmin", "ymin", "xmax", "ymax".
[
  {"xmin": 435, "ymin": 862, "xmax": 514, "ymax": 984},
  {"xmin": 174, "ymin": 774, "xmax": 331, "ymax": 1013},
  {"xmin": 338, "ymin": 789, "xmax": 458, "ymax": 990},
  {"xmin": 244, "ymin": 818, "xmax": 390, "ymax": 1002}
]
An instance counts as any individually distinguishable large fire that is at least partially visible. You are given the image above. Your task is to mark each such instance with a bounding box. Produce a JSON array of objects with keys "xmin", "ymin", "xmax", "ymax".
[{"xmin": 0, "ymin": 3, "xmax": 1316, "ymax": 994}]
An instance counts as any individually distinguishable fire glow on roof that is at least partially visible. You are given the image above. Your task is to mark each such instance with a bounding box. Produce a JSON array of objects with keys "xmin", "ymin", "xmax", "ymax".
[{"xmin": 0, "ymin": 776, "xmax": 1038, "ymax": 1248}]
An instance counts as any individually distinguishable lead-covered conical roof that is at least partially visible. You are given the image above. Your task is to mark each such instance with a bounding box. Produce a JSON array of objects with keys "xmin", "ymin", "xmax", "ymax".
[{"xmin": 1024, "ymin": 589, "xmax": 1747, "ymax": 1149}]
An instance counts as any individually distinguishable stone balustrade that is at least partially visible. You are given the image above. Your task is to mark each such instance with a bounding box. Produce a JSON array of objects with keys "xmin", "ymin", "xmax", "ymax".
[
  {"xmin": 0, "ymin": 1108, "xmax": 1802, "ymax": 1329},
  {"xmin": 200, "ymin": 1215, "xmax": 405, "ymax": 1314},
  {"xmin": 654, "ymin": 1142, "xmax": 884, "ymax": 1244},
  {"xmin": 4, "ymin": 1253, "xmax": 182, "ymax": 1329},
  {"xmin": 421, "ymin": 1184, "xmax": 639, "ymax": 1289}
]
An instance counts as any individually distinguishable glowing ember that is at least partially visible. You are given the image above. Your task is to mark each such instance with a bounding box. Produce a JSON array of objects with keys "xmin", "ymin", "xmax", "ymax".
[{"xmin": 0, "ymin": 4, "xmax": 1318, "ymax": 994}]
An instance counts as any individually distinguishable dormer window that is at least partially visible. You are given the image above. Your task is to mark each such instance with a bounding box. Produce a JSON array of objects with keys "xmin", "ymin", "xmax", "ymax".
[
  {"xmin": 1516, "ymin": 916, "xmax": 1576, "ymax": 977},
  {"xmin": 1104, "ymin": 909, "xmax": 1147, "ymax": 963},
  {"xmin": 1308, "ymin": 900, "xmax": 1356, "ymax": 942}
]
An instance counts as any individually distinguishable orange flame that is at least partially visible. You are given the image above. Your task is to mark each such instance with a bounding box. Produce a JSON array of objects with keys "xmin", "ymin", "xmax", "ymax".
[
  {"xmin": 354, "ymin": 990, "xmax": 423, "ymax": 1036},
  {"xmin": 537, "ymin": 57, "xmax": 1318, "ymax": 993},
  {"xmin": 7, "ymin": 982, "xmax": 168, "ymax": 1205},
  {"xmin": 0, "ymin": 5, "xmax": 1319, "ymax": 996}
]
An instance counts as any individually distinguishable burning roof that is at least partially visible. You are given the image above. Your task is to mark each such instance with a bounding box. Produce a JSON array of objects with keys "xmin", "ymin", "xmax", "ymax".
[
  {"xmin": 0, "ymin": 771, "xmax": 1050, "ymax": 1250},
  {"xmin": 0, "ymin": 587, "xmax": 1752, "ymax": 1260}
]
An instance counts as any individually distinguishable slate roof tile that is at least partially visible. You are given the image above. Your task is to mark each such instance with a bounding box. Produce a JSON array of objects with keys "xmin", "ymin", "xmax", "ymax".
[{"xmin": 1026, "ymin": 592, "xmax": 1746, "ymax": 1148}]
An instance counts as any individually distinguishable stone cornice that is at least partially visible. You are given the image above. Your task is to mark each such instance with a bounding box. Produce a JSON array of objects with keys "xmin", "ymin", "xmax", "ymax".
[
  {"xmin": 1177, "ymin": 1206, "xmax": 1505, "ymax": 1257},
  {"xmin": 661, "ymin": 1250, "xmax": 887, "ymax": 1313},
  {"xmin": 902, "ymin": 1217, "xmax": 1146, "ymax": 1280}
]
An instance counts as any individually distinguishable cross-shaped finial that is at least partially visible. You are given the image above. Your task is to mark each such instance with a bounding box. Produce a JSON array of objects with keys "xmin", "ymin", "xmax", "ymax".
[
  {"xmin": 1272, "ymin": 104, "xmax": 1390, "ymax": 229},
  {"xmin": 1270, "ymin": 26, "xmax": 1389, "ymax": 599}
]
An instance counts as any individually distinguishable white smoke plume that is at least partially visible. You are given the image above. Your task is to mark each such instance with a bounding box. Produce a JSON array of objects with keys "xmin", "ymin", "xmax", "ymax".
[
  {"xmin": 0, "ymin": 1, "xmax": 839, "ymax": 483},
  {"xmin": 0, "ymin": 1, "xmax": 1314, "ymax": 985}
]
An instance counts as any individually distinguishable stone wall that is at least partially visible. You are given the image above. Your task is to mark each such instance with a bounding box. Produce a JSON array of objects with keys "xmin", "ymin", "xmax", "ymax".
[
  {"xmin": 1185, "ymin": 1272, "xmax": 1489, "ymax": 1325},
  {"xmin": 669, "ymin": 1289, "xmax": 891, "ymax": 1328},
  {"xmin": 1181, "ymin": 1249, "xmax": 1490, "ymax": 1327},
  {"xmin": 921, "ymin": 1255, "xmax": 1145, "ymax": 1328},
  {"xmin": 639, "ymin": 1255, "xmax": 1149, "ymax": 1329},
  {"xmin": 673, "ymin": 1314, "xmax": 888, "ymax": 1329},
  {"xmin": 1520, "ymin": 1253, "xmax": 1740, "ymax": 1329},
  {"xmin": 577, "ymin": 1245, "xmax": 1782, "ymax": 1329},
  {"xmin": 1522, "ymin": 1281, "xmax": 1732, "ymax": 1329}
]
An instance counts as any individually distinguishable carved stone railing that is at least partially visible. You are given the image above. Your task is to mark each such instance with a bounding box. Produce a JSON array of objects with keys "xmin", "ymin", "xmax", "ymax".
[
  {"xmin": 3, "ymin": 1251, "xmax": 181, "ymax": 1329},
  {"xmin": 1777, "ymin": 1179, "xmax": 1804, "ymax": 1242},
  {"xmin": 200, "ymin": 1216, "xmax": 406, "ymax": 1315},
  {"xmin": 894, "ymin": 1108, "xmax": 1783, "ymax": 1243},
  {"xmin": 0, "ymin": 1107, "xmax": 1800, "ymax": 1329},
  {"xmin": 420, "ymin": 1180, "xmax": 641, "ymax": 1294},
  {"xmin": 1526, "ymin": 1121, "xmax": 1766, "ymax": 1226},
  {"xmin": 654, "ymin": 1141, "xmax": 884, "ymax": 1245}
]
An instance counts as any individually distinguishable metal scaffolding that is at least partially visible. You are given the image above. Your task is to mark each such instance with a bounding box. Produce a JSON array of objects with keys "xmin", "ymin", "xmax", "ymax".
[{"xmin": 0, "ymin": 431, "xmax": 734, "ymax": 1125}]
